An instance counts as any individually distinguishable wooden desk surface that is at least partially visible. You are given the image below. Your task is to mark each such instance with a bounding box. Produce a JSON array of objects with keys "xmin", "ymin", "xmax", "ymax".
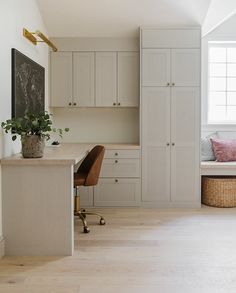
[{"xmin": 1, "ymin": 143, "xmax": 140, "ymax": 166}]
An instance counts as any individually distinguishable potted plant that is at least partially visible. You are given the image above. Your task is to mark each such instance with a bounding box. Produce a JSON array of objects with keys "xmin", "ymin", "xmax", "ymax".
[{"xmin": 1, "ymin": 112, "xmax": 69, "ymax": 158}]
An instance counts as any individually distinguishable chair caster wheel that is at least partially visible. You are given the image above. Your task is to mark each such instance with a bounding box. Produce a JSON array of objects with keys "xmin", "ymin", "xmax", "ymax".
[
  {"xmin": 83, "ymin": 227, "xmax": 90, "ymax": 233},
  {"xmin": 100, "ymin": 218, "xmax": 106, "ymax": 225}
]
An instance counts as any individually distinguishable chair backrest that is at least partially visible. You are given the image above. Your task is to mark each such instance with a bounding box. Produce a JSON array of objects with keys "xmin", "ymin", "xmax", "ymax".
[{"xmin": 77, "ymin": 145, "xmax": 105, "ymax": 186}]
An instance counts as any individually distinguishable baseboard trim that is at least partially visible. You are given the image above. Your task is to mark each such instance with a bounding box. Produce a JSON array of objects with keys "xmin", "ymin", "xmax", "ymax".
[
  {"xmin": 0, "ymin": 237, "xmax": 5, "ymax": 258},
  {"xmin": 89, "ymin": 202, "xmax": 202, "ymax": 209},
  {"xmin": 140, "ymin": 202, "xmax": 201, "ymax": 208}
]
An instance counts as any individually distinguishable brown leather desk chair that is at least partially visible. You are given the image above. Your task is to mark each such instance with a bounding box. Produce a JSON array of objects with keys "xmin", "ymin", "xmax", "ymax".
[{"xmin": 74, "ymin": 145, "xmax": 105, "ymax": 233}]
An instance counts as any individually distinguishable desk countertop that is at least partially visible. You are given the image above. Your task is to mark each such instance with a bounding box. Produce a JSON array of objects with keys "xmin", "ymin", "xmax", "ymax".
[{"xmin": 1, "ymin": 143, "xmax": 140, "ymax": 166}]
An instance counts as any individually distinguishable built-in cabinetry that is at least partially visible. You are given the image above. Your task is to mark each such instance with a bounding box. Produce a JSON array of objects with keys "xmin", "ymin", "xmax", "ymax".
[
  {"xmin": 141, "ymin": 27, "xmax": 201, "ymax": 207},
  {"xmin": 73, "ymin": 52, "xmax": 95, "ymax": 107},
  {"xmin": 80, "ymin": 147, "xmax": 141, "ymax": 207},
  {"xmin": 50, "ymin": 51, "xmax": 139, "ymax": 108},
  {"xmin": 50, "ymin": 52, "xmax": 73, "ymax": 107},
  {"xmin": 51, "ymin": 52, "xmax": 95, "ymax": 107}
]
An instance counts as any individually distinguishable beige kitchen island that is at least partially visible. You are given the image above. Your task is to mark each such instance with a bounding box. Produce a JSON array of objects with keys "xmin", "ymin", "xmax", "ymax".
[
  {"xmin": 1, "ymin": 143, "xmax": 94, "ymax": 256},
  {"xmin": 1, "ymin": 143, "xmax": 139, "ymax": 256}
]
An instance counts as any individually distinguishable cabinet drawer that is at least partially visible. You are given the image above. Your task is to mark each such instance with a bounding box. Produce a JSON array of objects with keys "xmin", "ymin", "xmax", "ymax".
[
  {"xmin": 100, "ymin": 159, "xmax": 140, "ymax": 178},
  {"xmin": 105, "ymin": 149, "xmax": 140, "ymax": 159},
  {"xmin": 94, "ymin": 178, "xmax": 141, "ymax": 206}
]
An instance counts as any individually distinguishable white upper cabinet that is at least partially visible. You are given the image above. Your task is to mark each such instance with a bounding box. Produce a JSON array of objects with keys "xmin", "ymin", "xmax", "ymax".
[
  {"xmin": 142, "ymin": 28, "xmax": 201, "ymax": 48},
  {"xmin": 73, "ymin": 52, "xmax": 95, "ymax": 107},
  {"xmin": 142, "ymin": 49, "xmax": 170, "ymax": 86},
  {"xmin": 50, "ymin": 52, "xmax": 72, "ymax": 107},
  {"xmin": 50, "ymin": 52, "xmax": 95, "ymax": 107},
  {"xmin": 171, "ymin": 49, "xmax": 200, "ymax": 86},
  {"xmin": 118, "ymin": 52, "xmax": 139, "ymax": 107},
  {"xmin": 51, "ymin": 50, "xmax": 139, "ymax": 108},
  {"xmin": 142, "ymin": 48, "xmax": 200, "ymax": 87},
  {"xmin": 96, "ymin": 52, "xmax": 139, "ymax": 107},
  {"xmin": 95, "ymin": 52, "xmax": 117, "ymax": 107}
]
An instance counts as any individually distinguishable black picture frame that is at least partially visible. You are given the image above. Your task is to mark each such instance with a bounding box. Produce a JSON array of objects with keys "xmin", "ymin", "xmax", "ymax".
[{"xmin": 11, "ymin": 48, "xmax": 45, "ymax": 118}]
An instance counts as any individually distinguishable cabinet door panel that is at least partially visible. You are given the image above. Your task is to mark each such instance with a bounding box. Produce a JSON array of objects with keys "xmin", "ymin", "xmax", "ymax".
[
  {"xmin": 118, "ymin": 52, "xmax": 139, "ymax": 107},
  {"xmin": 142, "ymin": 87, "xmax": 171, "ymax": 201},
  {"xmin": 142, "ymin": 49, "xmax": 170, "ymax": 86},
  {"xmin": 94, "ymin": 178, "xmax": 141, "ymax": 206},
  {"xmin": 142, "ymin": 29, "xmax": 201, "ymax": 48},
  {"xmin": 50, "ymin": 52, "xmax": 72, "ymax": 107},
  {"xmin": 170, "ymin": 87, "xmax": 200, "ymax": 202},
  {"xmin": 171, "ymin": 49, "xmax": 200, "ymax": 86},
  {"xmin": 77, "ymin": 186, "xmax": 93, "ymax": 207},
  {"xmin": 95, "ymin": 52, "xmax": 117, "ymax": 107},
  {"xmin": 73, "ymin": 52, "xmax": 95, "ymax": 107}
]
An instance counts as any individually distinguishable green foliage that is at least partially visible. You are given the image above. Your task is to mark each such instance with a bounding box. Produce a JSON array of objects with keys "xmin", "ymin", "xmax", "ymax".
[{"xmin": 1, "ymin": 112, "xmax": 69, "ymax": 141}]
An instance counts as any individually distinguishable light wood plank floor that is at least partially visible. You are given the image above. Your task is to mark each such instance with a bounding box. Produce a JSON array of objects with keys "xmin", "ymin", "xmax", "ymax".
[{"xmin": 0, "ymin": 206, "xmax": 236, "ymax": 293}]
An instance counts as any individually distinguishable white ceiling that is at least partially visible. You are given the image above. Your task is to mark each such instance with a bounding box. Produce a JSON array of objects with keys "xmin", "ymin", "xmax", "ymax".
[
  {"xmin": 37, "ymin": 0, "xmax": 211, "ymax": 38},
  {"xmin": 202, "ymin": 0, "xmax": 236, "ymax": 36}
]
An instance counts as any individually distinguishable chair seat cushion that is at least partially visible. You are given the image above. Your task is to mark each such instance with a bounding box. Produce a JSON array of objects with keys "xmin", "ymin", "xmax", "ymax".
[{"xmin": 74, "ymin": 172, "xmax": 86, "ymax": 186}]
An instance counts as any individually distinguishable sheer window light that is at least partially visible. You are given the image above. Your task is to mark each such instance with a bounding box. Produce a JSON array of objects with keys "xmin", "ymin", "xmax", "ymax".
[{"xmin": 208, "ymin": 44, "xmax": 236, "ymax": 124}]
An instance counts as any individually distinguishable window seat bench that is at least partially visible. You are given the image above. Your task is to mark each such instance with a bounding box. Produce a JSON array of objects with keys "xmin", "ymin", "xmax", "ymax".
[{"xmin": 201, "ymin": 161, "xmax": 236, "ymax": 176}]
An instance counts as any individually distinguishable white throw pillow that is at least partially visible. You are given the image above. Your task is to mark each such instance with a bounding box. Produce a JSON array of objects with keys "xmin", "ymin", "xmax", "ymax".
[{"xmin": 201, "ymin": 132, "xmax": 218, "ymax": 161}]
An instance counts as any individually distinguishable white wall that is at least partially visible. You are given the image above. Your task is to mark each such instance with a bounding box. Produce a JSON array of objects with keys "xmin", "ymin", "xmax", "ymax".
[
  {"xmin": 52, "ymin": 108, "xmax": 139, "ymax": 143},
  {"xmin": 0, "ymin": 0, "xmax": 49, "ymax": 256},
  {"xmin": 202, "ymin": 14, "xmax": 236, "ymax": 137}
]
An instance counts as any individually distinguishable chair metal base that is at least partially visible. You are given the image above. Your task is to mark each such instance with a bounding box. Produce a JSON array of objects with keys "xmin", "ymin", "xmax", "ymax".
[
  {"xmin": 74, "ymin": 209, "xmax": 106, "ymax": 233},
  {"xmin": 74, "ymin": 187, "xmax": 106, "ymax": 233}
]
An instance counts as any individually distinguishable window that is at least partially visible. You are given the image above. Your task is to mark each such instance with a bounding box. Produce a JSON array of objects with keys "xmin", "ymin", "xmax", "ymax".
[{"xmin": 208, "ymin": 43, "xmax": 236, "ymax": 124}]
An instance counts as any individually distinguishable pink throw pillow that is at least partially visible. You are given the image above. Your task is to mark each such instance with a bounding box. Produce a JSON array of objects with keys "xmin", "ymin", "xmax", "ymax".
[{"xmin": 211, "ymin": 139, "xmax": 236, "ymax": 162}]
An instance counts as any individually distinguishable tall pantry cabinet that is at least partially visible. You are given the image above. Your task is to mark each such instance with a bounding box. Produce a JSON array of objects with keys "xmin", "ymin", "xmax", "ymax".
[{"xmin": 141, "ymin": 28, "xmax": 201, "ymax": 207}]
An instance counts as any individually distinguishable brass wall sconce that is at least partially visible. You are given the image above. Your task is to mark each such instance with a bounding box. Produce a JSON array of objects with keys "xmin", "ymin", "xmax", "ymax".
[{"xmin": 23, "ymin": 28, "xmax": 58, "ymax": 52}]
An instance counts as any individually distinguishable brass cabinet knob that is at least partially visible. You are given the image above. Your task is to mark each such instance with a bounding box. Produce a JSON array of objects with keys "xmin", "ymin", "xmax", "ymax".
[
  {"xmin": 167, "ymin": 83, "xmax": 170, "ymax": 86},
  {"xmin": 115, "ymin": 152, "xmax": 118, "ymax": 156},
  {"xmin": 172, "ymin": 83, "xmax": 175, "ymax": 86},
  {"xmin": 73, "ymin": 102, "xmax": 77, "ymax": 106},
  {"xmin": 115, "ymin": 160, "xmax": 118, "ymax": 163},
  {"xmin": 69, "ymin": 102, "xmax": 72, "ymax": 106},
  {"xmin": 113, "ymin": 102, "xmax": 116, "ymax": 106},
  {"xmin": 118, "ymin": 102, "xmax": 121, "ymax": 106},
  {"xmin": 167, "ymin": 143, "xmax": 170, "ymax": 146},
  {"xmin": 172, "ymin": 143, "xmax": 175, "ymax": 146},
  {"xmin": 115, "ymin": 179, "xmax": 118, "ymax": 183}
]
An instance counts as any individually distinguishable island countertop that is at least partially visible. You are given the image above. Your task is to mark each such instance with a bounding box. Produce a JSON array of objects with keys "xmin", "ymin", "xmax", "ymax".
[{"xmin": 0, "ymin": 143, "xmax": 140, "ymax": 166}]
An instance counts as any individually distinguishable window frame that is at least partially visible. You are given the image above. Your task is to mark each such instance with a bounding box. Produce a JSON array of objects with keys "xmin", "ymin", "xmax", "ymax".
[{"xmin": 207, "ymin": 42, "xmax": 236, "ymax": 125}]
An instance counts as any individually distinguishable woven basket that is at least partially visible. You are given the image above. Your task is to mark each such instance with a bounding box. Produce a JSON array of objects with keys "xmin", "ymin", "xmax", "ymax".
[{"xmin": 202, "ymin": 176, "xmax": 236, "ymax": 208}]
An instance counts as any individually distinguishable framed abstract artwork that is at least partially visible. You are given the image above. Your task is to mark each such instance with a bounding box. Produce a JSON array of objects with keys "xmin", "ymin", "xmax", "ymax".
[{"xmin": 12, "ymin": 48, "xmax": 45, "ymax": 118}]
